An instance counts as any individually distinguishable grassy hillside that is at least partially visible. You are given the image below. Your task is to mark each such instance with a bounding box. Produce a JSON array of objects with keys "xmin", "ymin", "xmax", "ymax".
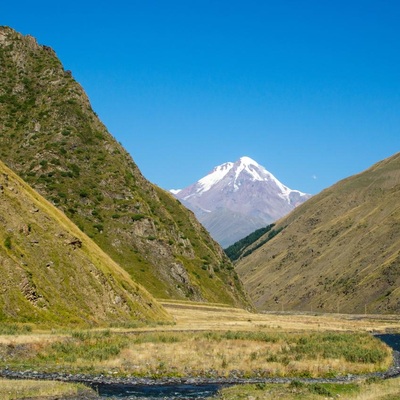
[
  {"xmin": 0, "ymin": 26, "xmax": 250, "ymax": 308},
  {"xmin": 236, "ymin": 152, "xmax": 400, "ymax": 314},
  {"xmin": 0, "ymin": 159, "xmax": 171, "ymax": 326}
]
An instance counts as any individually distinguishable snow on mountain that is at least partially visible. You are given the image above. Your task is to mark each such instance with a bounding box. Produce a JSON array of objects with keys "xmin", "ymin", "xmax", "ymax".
[
  {"xmin": 171, "ymin": 157, "xmax": 311, "ymax": 247},
  {"xmin": 194, "ymin": 161, "xmax": 234, "ymax": 196},
  {"xmin": 170, "ymin": 189, "xmax": 182, "ymax": 195}
]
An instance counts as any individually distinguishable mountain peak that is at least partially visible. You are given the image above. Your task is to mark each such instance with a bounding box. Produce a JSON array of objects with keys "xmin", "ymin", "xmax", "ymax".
[
  {"xmin": 173, "ymin": 157, "xmax": 311, "ymax": 247},
  {"xmin": 238, "ymin": 156, "xmax": 259, "ymax": 166}
]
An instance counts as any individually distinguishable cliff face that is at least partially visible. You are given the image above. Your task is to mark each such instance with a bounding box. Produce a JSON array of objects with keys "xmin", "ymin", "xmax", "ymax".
[{"xmin": 0, "ymin": 26, "xmax": 251, "ymax": 308}]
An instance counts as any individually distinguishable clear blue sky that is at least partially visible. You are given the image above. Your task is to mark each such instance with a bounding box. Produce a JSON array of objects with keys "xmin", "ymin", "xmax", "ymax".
[{"xmin": 2, "ymin": 1, "xmax": 400, "ymax": 194}]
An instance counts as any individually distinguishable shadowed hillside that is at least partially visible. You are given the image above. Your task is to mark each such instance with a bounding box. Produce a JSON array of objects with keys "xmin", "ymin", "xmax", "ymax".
[
  {"xmin": 0, "ymin": 159, "xmax": 171, "ymax": 326},
  {"xmin": 236, "ymin": 152, "xmax": 400, "ymax": 314},
  {"xmin": 0, "ymin": 26, "xmax": 250, "ymax": 308}
]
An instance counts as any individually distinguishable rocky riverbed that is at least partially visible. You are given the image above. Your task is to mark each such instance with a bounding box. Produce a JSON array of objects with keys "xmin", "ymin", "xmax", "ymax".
[{"xmin": 1, "ymin": 355, "xmax": 400, "ymax": 400}]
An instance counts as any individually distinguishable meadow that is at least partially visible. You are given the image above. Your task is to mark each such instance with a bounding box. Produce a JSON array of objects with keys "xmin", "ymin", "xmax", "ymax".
[{"xmin": 0, "ymin": 302, "xmax": 399, "ymax": 399}]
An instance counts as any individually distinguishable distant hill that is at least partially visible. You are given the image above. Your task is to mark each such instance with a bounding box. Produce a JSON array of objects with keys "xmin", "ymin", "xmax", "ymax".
[
  {"xmin": 235, "ymin": 152, "xmax": 400, "ymax": 314},
  {"xmin": 0, "ymin": 159, "xmax": 170, "ymax": 326},
  {"xmin": 172, "ymin": 157, "xmax": 311, "ymax": 247},
  {"xmin": 0, "ymin": 26, "xmax": 250, "ymax": 309}
]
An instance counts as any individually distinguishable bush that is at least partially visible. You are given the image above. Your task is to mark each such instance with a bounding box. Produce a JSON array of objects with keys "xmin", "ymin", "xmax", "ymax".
[
  {"xmin": 4, "ymin": 236, "xmax": 11, "ymax": 249},
  {"xmin": 93, "ymin": 224, "xmax": 104, "ymax": 232},
  {"xmin": 131, "ymin": 214, "xmax": 145, "ymax": 221},
  {"xmin": 309, "ymin": 384, "xmax": 332, "ymax": 396},
  {"xmin": 289, "ymin": 380, "xmax": 304, "ymax": 389}
]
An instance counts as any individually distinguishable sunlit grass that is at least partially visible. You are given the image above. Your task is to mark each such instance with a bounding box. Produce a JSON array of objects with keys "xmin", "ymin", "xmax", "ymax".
[
  {"xmin": 0, "ymin": 324, "xmax": 32, "ymax": 335},
  {"xmin": 0, "ymin": 379, "xmax": 94, "ymax": 400},
  {"xmin": 0, "ymin": 329, "xmax": 391, "ymax": 379},
  {"xmin": 0, "ymin": 304, "xmax": 397, "ymax": 399},
  {"xmin": 218, "ymin": 377, "xmax": 400, "ymax": 399}
]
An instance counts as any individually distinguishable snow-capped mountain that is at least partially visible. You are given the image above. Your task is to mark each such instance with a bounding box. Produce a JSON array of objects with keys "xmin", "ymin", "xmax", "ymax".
[{"xmin": 172, "ymin": 157, "xmax": 311, "ymax": 247}]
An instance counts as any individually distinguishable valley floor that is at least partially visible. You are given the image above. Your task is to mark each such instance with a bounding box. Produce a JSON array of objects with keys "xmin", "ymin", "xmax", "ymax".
[
  {"xmin": 0, "ymin": 302, "xmax": 399, "ymax": 399},
  {"xmin": 159, "ymin": 301, "xmax": 400, "ymax": 333}
]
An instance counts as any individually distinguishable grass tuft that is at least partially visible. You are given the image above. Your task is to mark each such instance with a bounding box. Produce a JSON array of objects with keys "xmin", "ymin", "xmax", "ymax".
[{"xmin": 0, "ymin": 324, "xmax": 32, "ymax": 335}]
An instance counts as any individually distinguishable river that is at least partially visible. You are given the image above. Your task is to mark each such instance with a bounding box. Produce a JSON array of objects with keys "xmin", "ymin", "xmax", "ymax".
[
  {"xmin": 90, "ymin": 382, "xmax": 224, "ymax": 399},
  {"xmin": 375, "ymin": 333, "xmax": 400, "ymax": 352}
]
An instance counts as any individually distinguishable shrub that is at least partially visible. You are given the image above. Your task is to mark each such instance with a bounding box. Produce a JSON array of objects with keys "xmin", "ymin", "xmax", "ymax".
[
  {"xmin": 131, "ymin": 214, "xmax": 145, "ymax": 221},
  {"xmin": 68, "ymin": 163, "xmax": 80, "ymax": 177},
  {"xmin": 289, "ymin": 380, "xmax": 304, "ymax": 389},
  {"xmin": 93, "ymin": 224, "xmax": 104, "ymax": 232},
  {"xmin": 255, "ymin": 382, "xmax": 266, "ymax": 390},
  {"xmin": 4, "ymin": 236, "xmax": 11, "ymax": 249},
  {"xmin": 309, "ymin": 384, "xmax": 332, "ymax": 396}
]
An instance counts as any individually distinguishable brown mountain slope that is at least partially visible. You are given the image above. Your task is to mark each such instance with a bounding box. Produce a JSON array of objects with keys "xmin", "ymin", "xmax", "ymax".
[
  {"xmin": 236, "ymin": 152, "xmax": 400, "ymax": 314},
  {"xmin": 0, "ymin": 159, "xmax": 170, "ymax": 326},
  {"xmin": 0, "ymin": 26, "xmax": 250, "ymax": 308}
]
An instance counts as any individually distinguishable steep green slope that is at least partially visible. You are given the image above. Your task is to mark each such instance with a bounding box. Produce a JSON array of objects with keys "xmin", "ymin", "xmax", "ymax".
[
  {"xmin": 0, "ymin": 26, "xmax": 250, "ymax": 308},
  {"xmin": 0, "ymin": 159, "xmax": 170, "ymax": 326},
  {"xmin": 236, "ymin": 152, "xmax": 400, "ymax": 314}
]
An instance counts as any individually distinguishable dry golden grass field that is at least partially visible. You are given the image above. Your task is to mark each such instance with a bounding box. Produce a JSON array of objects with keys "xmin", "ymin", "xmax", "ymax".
[
  {"xmin": 0, "ymin": 302, "xmax": 399, "ymax": 399},
  {"xmin": 0, "ymin": 379, "xmax": 92, "ymax": 400},
  {"xmin": 160, "ymin": 301, "xmax": 400, "ymax": 333}
]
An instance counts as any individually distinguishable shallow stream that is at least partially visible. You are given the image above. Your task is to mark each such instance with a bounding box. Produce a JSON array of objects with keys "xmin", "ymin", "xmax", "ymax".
[
  {"xmin": 90, "ymin": 382, "xmax": 223, "ymax": 399},
  {"xmin": 375, "ymin": 333, "xmax": 400, "ymax": 351}
]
